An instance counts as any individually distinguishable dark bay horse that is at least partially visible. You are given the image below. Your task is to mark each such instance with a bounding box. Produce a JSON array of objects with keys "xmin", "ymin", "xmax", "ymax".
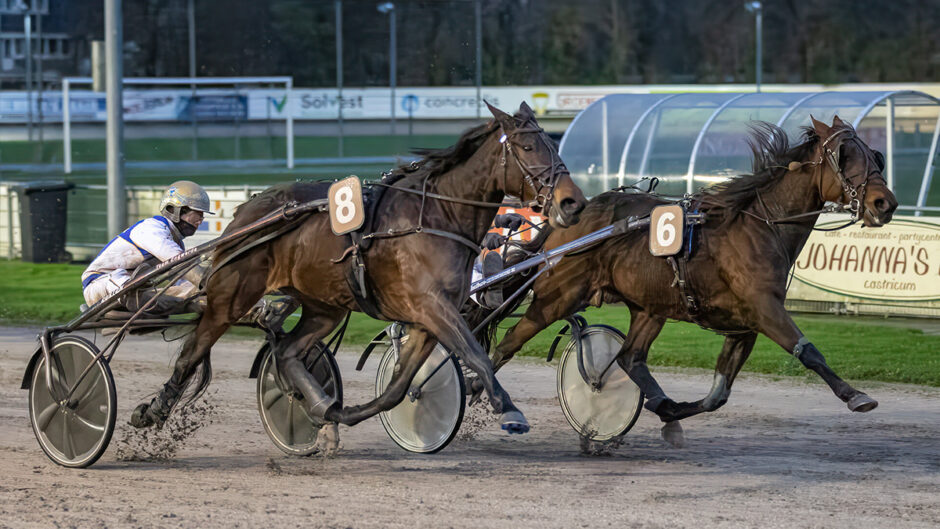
[
  {"xmin": 129, "ymin": 102, "xmax": 587, "ymax": 441},
  {"xmin": 489, "ymin": 116, "xmax": 898, "ymax": 446}
]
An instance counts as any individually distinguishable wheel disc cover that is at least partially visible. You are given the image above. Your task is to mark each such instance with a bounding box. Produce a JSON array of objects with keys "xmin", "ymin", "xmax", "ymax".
[
  {"xmin": 257, "ymin": 349, "xmax": 340, "ymax": 455},
  {"xmin": 377, "ymin": 343, "xmax": 464, "ymax": 453},
  {"xmin": 29, "ymin": 338, "xmax": 115, "ymax": 467},
  {"xmin": 557, "ymin": 327, "xmax": 643, "ymax": 441}
]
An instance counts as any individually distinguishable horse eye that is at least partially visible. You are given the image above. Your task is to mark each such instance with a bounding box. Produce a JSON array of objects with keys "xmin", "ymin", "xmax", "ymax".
[{"xmin": 522, "ymin": 145, "xmax": 533, "ymax": 151}]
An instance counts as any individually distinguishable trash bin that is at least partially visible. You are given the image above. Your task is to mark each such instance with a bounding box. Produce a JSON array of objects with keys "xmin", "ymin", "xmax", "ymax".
[{"xmin": 14, "ymin": 181, "xmax": 74, "ymax": 263}]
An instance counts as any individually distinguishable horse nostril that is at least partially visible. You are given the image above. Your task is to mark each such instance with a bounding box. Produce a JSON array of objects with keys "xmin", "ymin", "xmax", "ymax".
[
  {"xmin": 561, "ymin": 197, "xmax": 584, "ymax": 216},
  {"xmin": 874, "ymin": 198, "xmax": 887, "ymax": 212}
]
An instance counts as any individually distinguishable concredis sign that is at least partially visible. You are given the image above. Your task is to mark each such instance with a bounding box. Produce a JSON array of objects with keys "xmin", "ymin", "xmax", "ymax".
[{"xmin": 791, "ymin": 214, "xmax": 940, "ymax": 302}]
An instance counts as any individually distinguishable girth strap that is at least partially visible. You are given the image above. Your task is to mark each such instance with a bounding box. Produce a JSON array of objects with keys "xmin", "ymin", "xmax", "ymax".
[{"xmin": 667, "ymin": 255, "xmax": 700, "ymax": 318}]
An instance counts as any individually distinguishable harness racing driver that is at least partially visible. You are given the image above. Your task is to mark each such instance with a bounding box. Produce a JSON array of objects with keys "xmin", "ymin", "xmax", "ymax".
[{"xmin": 81, "ymin": 180, "xmax": 294, "ymax": 327}]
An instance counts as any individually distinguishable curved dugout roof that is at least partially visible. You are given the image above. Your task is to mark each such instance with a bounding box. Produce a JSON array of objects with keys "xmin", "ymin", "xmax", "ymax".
[{"xmin": 559, "ymin": 91, "xmax": 940, "ymax": 213}]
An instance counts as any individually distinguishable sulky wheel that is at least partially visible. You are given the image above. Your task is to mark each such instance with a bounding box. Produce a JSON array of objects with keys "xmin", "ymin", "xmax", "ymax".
[
  {"xmin": 376, "ymin": 339, "xmax": 465, "ymax": 454},
  {"xmin": 29, "ymin": 336, "xmax": 117, "ymax": 468},
  {"xmin": 257, "ymin": 343, "xmax": 342, "ymax": 456},
  {"xmin": 557, "ymin": 325, "xmax": 643, "ymax": 441}
]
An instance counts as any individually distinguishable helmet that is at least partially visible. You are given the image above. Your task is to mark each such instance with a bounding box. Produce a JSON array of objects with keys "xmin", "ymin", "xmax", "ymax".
[{"xmin": 159, "ymin": 181, "xmax": 214, "ymax": 222}]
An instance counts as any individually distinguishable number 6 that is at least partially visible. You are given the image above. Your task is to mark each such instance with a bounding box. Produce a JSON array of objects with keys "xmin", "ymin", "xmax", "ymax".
[{"xmin": 656, "ymin": 212, "xmax": 676, "ymax": 247}]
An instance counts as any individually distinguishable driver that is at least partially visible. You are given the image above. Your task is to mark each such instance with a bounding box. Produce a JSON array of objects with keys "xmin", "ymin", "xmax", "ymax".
[
  {"xmin": 81, "ymin": 181, "xmax": 296, "ymax": 326},
  {"xmin": 81, "ymin": 180, "xmax": 210, "ymax": 313}
]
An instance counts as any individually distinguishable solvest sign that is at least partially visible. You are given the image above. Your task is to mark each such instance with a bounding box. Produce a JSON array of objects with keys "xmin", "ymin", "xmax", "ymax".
[{"xmin": 791, "ymin": 214, "xmax": 940, "ymax": 302}]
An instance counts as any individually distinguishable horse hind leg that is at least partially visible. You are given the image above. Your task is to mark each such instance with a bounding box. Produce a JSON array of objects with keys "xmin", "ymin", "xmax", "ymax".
[
  {"xmin": 701, "ymin": 332, "xmax": 757, "ymax": 411},
  {"xmin": 646, "ymin": 332, "xmax": 759, "ymax": 447},
  {"xmin": 613, "ymin": 311, "xmax": 696, "ymax": 447},
  {"xmin": 275, "ymin": 306, "xmax": 347, "ymax": 423},
  {"xmin": 130, "ymin": 258, "xmax": 268, "ymax": 429}
]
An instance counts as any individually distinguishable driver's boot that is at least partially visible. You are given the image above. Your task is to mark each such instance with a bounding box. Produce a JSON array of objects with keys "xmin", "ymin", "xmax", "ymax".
[{"xmin": 480, "ymin": 251, "xmax": 505, "ymax": 308}]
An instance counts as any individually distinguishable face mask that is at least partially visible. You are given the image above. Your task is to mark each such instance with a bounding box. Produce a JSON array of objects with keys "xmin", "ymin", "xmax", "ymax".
[{"xmin": 177, "ymin": 219, "xmax": 198, "ymax": 237}]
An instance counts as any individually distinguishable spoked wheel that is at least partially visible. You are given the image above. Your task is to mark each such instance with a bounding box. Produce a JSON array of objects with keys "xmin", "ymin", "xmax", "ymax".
[
  {"xmin": 28, "ymin": 336, "xmax": 117, "ymax": 468},
  {"xmin": 257, "ymin": 344, "xmax": 342, "ymax": 456},
  {"xmin": 557, "ymin": 325, "xmax": 643, "ymax": 441},
  {"xmin": 376, "ymin": 339, "xmax": 465, "ymax": 454}
]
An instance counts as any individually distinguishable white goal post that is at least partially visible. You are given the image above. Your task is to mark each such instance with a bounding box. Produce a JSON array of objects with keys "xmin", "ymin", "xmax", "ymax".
[{"xmin": 61, "ymin": 76, "xmax": 294, "ymax": 173}]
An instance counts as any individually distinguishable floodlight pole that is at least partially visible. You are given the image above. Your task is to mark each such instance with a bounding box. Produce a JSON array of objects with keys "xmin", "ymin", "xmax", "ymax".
[
  {"xmin": 105, "ymin": 0, "xmax": 126, "ymax": 235},
  {"xmin": 378, "ymin": 2, "xmax": 396, "ymax": 135},
  {"xmin": 336, "ymin": 0, "xmax": 344, "ymax": 156},
  {"xmin": 188, "ymin": 0, "xmax": 198, "ymax": 160},
  {"xmin": 24, "ymin": 13, "xmax": 32, "ymax": 141},
  {"xmin": 475, "ymin": 0, "xmax": 482, "ymax": 119},
  {"xmin": 745, "ymin": 1, "xmax": 762, "ymax": 93}
]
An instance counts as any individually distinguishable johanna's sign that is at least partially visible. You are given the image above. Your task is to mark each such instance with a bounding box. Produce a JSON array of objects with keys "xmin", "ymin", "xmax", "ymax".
[{"xmin": 791, "ymin": 214, "xmax": 940, "ymax": 302}]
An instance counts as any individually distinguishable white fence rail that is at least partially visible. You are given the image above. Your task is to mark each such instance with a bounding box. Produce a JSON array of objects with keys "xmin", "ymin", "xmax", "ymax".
[{"xmin": 0, "ymin": 183, "xmax": 268, "ymax": 261}]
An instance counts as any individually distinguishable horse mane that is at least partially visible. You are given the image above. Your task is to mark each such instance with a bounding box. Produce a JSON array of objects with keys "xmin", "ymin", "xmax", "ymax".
[
  {"xmin": 383, "ymin": 120, "xmax": 501, "ymax": 186},
  {"xmin": 697, "ymin": 121, "xmax": 821, "ymax": 223}
]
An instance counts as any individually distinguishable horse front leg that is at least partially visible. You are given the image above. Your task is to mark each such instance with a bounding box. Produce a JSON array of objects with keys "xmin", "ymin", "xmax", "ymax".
[
  {"xmin": 757, "ymin": 302, "xmax": 877, "ymax": 412},
  {"xmin": 326, "ymin": 326, "xmax": 437, "ymax": 426},
  {"xmin": 424, "ymin": 303, "xmax": 530, "ymax": 434}
]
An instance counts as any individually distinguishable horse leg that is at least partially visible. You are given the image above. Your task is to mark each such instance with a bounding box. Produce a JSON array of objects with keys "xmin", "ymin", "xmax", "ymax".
[
  {"xmin": 612, "ymin": 311, "xmax": 696, "ymax": 446},
  {"xmin": 421, "ymin": 303, "xmax": 530, "ymax": 434},
  {"xmin": 129, "ymin": 261, "xmax": 268, "ymax": 428},
  {"xmin": 637, "ymin": 332, "xmax": 760, "ymax": 447},
  {"xmin": 470, "ymin": 280, "xmax": 589, "ymax": 402},
  {"xmin": 757, "ymin": 302, "xmax": 877, "ymax": 412},
  {"xmin": 700, "ymin": 332, "xmax": 757, "ymax": 411},
  {"xmin": 327, "ymin": 326, "xmax": 437, "ymax": 426},
  {"xmin": 275, "ymin": 305, "xmax": 347, "ymax": 423}
]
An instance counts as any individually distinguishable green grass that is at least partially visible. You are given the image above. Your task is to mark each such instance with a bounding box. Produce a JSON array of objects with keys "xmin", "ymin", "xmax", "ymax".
[
  {"xmin": 1, "ymin": 260, "xmax": 937, "ymax": 386},
  {"xmin": 0, "ymin": 134, "xmax": 458, "ymax": 168}
]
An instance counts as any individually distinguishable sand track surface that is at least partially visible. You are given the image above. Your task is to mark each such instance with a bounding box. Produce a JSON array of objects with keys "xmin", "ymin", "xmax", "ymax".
[{"xmin": 1, "ymin": 326, "xmax": 937, "ymax": 528}]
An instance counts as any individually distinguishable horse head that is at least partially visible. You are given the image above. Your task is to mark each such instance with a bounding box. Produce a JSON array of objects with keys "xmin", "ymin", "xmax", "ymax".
[
  {"xmin": 486, "ymin": 101, "xmax": 586, "ymax": 228},
  {"xmin": 810, "ymin": 115, "xmax": 898, "ymax": 227}
]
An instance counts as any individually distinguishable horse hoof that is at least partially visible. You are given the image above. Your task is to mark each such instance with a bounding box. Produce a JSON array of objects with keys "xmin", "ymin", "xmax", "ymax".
[
  {"xmin": 848, "ymin": 393, "xmax": 878, "ymax": 413},
  {"xmin": 315, "ymin": 422, "xmax": 340, "ymax": 457},
  {"xmin": 129, "ymin": 403, "xmax": 154, "ymax": 429},
  {"xmin": 500, "ymin": 411, "xmax": 530, "ymax": 434},
  {"xmin": 661, "ymin": 421, "xmax": 686, "ymax": 448}
]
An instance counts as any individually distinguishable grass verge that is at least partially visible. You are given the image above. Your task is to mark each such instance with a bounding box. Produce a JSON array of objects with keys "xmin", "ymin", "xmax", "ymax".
[{"xmin": 1, "ymin": 260, "xmax": 936, "ymax": 386}]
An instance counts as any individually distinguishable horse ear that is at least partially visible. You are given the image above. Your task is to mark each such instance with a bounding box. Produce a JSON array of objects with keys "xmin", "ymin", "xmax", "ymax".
[
  {"xmin": 810, "ymin": 115, "xmax": 832, "ymax": 137},
  {"xmin": 518, "ymin": 101, "xmax": 535, "ymax": 119},
  {"xmin": 485, "ymin": 100, "xmax": 515, "ymax": 132},
  {"xmin": 832, "ymin": 115, "xmax": 847, "ymax": 128}
]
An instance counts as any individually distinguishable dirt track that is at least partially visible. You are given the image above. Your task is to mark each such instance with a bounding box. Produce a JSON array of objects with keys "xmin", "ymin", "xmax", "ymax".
[{"xmin": 1, "ymin": 325, "xmax": 938, "ymax": 529}]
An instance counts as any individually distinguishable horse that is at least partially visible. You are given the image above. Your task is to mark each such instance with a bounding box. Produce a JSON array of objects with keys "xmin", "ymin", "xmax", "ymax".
[
  {"xmin": 485, "ymin": 116, "xmax": 898, "ymax": 446},
  {"xmin": 128, "ymin": 102, "xmax": 588, "ymax": 443}
]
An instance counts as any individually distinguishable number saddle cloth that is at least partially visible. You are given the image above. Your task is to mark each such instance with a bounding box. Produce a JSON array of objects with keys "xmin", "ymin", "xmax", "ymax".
[{"xmin": 334, "ymin": 181, "xmax": 392, "ymax": 320}]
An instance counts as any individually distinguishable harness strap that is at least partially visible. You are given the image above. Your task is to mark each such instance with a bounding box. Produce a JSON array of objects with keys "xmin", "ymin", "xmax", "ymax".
[{"xmin": 369, "ymin": 181, "xmax": 530, "ymax": 209}]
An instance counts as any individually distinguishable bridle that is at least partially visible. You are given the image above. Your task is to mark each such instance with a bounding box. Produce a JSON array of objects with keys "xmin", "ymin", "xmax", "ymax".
[
  {"xmin": 724, "ymin": 126, "xmax": 887, "ymax": 230},
  {"xmin": 814, "ymin": 128, "xmax": 886, "ymax": 223},
  {"xmin": 497, "ymin": 117, "xmax": 569, "ymax": 213},
  {"xmin": 348, "ymin": 115, "xmax": 569, "ymax": 256}
]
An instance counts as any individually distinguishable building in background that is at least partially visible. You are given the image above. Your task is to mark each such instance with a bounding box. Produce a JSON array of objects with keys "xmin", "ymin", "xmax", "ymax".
[{"xmin": 0, "ymin": 0, "xmax": 85, "ymax": 88}]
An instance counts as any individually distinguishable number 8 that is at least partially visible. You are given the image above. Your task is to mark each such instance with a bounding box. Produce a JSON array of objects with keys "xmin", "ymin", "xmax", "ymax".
[
  {"xmin": 656, "ymin": 212, "xmax": 676, "ymax": 247},
  {"xmin": 335, "ymin": 186, "xmax": 356, "ymax": 224}
]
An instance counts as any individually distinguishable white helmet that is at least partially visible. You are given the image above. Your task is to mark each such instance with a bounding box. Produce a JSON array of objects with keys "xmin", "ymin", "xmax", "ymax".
[{"xmin": 159, "ymin": 181, "xmax": 214, "ymax": 222}]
